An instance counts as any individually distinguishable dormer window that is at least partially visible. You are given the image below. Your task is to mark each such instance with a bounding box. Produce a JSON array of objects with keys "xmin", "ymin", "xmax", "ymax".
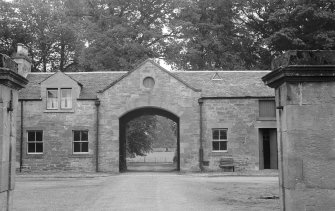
[
  {"xmin": 47, "ymin": 88, "xmax": 72, "ymax": 110},
  {"xmin": 61, "ymin": 88, "xmax": 72, "ymax": 109},
  {"xmin": 47, "ymin": 88, "xmax": 58, "ymax": 109}
]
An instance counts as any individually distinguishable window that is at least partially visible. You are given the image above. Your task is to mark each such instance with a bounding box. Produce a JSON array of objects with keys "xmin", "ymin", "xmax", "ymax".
[
  {"xmin": 61, "ymin": 88, "xmax": 72, "ymax": 109},
  {"xmin": 27, "ymin": 131, "xmax": 43, "ymax": 154},
  {"xmin": 212, "ymin": 129, "xmax": 228, "ymax": 152},
  {"xmin": 47, "ymin": 88, "xmax": 58, "ymax": 109},
  {"xmin": 73, "ymin": 131, "xmax": 88, "ymax": 153},
  {"xmin": 46, "ymin": 88, "xmax": 72, "ymax": 110},
  {"xmin": 259, "ymin": 100, "xmax": 276, "ymax": 118}
]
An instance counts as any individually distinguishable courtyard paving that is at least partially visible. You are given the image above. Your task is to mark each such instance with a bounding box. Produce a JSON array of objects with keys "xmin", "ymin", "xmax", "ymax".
[{"xmin": 13, "ymin": 172, "xmax": 280, "ymax": 211}]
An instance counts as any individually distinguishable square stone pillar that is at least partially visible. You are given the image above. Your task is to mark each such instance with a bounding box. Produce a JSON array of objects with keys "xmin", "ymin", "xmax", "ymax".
[
  {"xmin": 0, "ymin": 54, "xmax": 28, "ymax": 211},
  {"xmin": 262, "ymin": 50, "xmax": 335, "ymax": 211}
]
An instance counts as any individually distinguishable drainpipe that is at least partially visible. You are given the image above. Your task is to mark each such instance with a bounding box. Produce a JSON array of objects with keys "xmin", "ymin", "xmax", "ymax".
[
  {"xmin": 198, "ymin": 98, "xmax": 204, "ymax": 171},
  {"xmin": 95, "ymin": 99, "xmax": 100, "ymax": 172},
  {"xmin": 277, "ymin": 88, "xmax": 286, "ymax": 210},
  {"xmin": 7, "ymin": 91, "xmax": 13, "ymax": 211},
  {"xmin": 20, "ymin": 100, "xmax": 24, "ymax": 172}
]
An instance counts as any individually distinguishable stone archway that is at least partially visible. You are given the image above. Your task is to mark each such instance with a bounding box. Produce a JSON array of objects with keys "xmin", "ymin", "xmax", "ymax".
[{"xmin": 119, "ymin": 107, "xmax": 180, "ymax": 172}]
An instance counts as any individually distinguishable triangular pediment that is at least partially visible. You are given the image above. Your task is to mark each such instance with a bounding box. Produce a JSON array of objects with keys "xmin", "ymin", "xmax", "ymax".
[
  {"xmin": 99, "ymin": 59, "xmax": 201, "ymax": 93},
  {"xmin": 40, "ymin": 71, "xmax": 82, "ymax": 87}
]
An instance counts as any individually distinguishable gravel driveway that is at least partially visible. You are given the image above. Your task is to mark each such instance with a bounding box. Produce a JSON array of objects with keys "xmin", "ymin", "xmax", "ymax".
[{"xmin": 13, "ymin": 172, "xmax": 280, "ymax": 211}]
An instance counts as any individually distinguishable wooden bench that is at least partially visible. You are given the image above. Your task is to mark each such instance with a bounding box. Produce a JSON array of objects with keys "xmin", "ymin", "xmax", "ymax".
[{"xmin": 219, "ymin": 158, "xmax": 235, "ymax": 172}]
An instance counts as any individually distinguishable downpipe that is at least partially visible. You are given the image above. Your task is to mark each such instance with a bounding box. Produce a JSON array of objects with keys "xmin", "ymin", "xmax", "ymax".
[
  {"xmin": 95, "ymin": 99, "xmax": 100, "ymax": 172},
  {"xmin": 198, "ymin": 98, "xmax": 204, "ymax": 171}
]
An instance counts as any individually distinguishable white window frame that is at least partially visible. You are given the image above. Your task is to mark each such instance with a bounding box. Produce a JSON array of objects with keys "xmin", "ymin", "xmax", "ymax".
[
  {"xmin": 46, "ymin": 88, "xmax": 72, "ymax": 110},
  {"xmin": 212, "ymin": 128, "xmax": 228, "ymax": 152},
  {"xmin": 27, "ymin": 130, "xmax": 43, "ymax": 154},
  {"xmin": 73, "ymin": 130, "xmax": 89, "ymax": 154},
  {"xmin": 46, "ymin": 88, "xmax": 59, "ymax": 110},
  {"xmin": 60, "ymin": 88, "xmax": 73, "ymax": 109}
]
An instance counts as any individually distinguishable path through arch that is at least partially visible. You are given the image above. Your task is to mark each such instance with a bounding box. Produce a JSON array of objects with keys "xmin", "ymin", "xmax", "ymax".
[{"xmin": 119, "ymin": 107, "xmax": 180, "ymax": 172}]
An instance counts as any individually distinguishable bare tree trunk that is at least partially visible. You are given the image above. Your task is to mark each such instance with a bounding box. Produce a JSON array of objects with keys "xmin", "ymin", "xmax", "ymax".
[{"xmin": 60, "ymin": 41, "xmax": 65, "ymax": 71}]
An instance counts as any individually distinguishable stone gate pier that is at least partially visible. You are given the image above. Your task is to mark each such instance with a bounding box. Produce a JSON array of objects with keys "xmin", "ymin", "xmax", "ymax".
[
  {"xmin": 0, "ymin": 53, "xmax": 28, "ymax": 210},
  {"xmin": 263, "ymin": 50, "xmax": 335, "ymax": 211}
]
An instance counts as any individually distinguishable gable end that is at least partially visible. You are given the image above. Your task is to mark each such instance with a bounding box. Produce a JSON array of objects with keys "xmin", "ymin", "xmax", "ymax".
[
  {"xmin": 98, "ymin": 59, "xmax": 201, "ymax": 93},
  {"xmin": 39, "ymin": 71, "xmax": 83, "ymax": 87}
]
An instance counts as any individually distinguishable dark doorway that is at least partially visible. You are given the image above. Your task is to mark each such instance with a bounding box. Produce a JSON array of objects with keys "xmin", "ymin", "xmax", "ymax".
[
  {"xmin": 259, "ymin": 128, "xmax": 278, "ymax": 170},
  {"xmin": 263, "ymin": 130, "xmax": 271, "ymax": 169},
  {"xmin": 119, "ymin": 107, "xmax": 180, "ymax": 172}
]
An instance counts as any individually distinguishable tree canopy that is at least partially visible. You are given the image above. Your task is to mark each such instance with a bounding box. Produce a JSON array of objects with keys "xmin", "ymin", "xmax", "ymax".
[
  {"xmin": 240, "ymin": 0, "xmax": 335, "ymax": 62},
  {"xmin": 126, "ymin": 115, "xmax": 177, "ymax": 157},
  {"xmin": 1, "ymin": 0, "xmax": 335, "ymax": 71}
]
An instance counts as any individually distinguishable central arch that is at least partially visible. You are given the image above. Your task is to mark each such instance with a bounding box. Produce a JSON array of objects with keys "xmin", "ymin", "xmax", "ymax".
[{"xmin": 119, "ymin": 107, "xmax": 180, "ymax": 172}]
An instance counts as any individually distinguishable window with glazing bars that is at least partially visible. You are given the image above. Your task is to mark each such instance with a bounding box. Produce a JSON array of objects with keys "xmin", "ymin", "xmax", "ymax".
[
  {"xmin": 73, "ymin": 130, "xmax": 88, "ymax": 153},
  {"xmin": 27, "ymin": 131, "xmax": 43, "ymax": 154},
  {"xmin": 212, "ymin": 129, "xmax": 227, "ymax": 151}
]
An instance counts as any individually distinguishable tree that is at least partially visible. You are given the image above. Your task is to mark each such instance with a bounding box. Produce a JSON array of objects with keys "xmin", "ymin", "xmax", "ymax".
[
  {"xmin": 151, "ymin": 116, "xmax": 177, "ymax": 148},
  {"xmin": 71, "ymin": 0, "xmax": 183, "ymax": 71},
  {"xmin": 15, "ymin": 0, "xmax": 80, "ymax": 71},
  {"xmin": 0, "ymin": 0, "xmax": 33, "ymax": 56},
  {"xmin": 164, "ymin": 0, "xmax": 263, "ymax": 70},
  {"xmin": 126, "ymin": 115, "xmax": 157, "ymax": 157},
  {"xmin": 0, "ymin": 0, "xmax": 80, "ymax": 71},
  {"xmin": 49, "ymin": 0, "xmax": 81, "ymax": 71},
  {"xmin": 126, "ymin": 115, "xmax": 178, "ymax": 157},
  {"xmin": 3, "ymin": 0, "xmax": 334, "ymax": 71},
  {"xmin": 241, "ymin": 0, "xmax": 335, "ymax": 69}
]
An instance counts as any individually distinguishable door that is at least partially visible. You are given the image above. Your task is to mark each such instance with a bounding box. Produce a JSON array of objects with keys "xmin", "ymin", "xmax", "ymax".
[{"xmin": 263, "ymin": 130, "xmax": 271, "ymax": 169}]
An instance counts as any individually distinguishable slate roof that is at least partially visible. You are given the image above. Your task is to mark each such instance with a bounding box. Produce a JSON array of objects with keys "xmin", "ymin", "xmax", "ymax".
[
  {"xmin": 19, "ymin": 70, "xmax": 274, "ymax": 100},
  {"xmin": 19, "ymin": 72, "xmax": 126, "ymax": 100},
  {"xmin": 174, "ymin": 71, "xmax": 274, "ymax": 97}
]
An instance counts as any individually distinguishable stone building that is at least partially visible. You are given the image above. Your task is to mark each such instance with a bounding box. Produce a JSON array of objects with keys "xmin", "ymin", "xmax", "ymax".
[
  {"xmin": 0, "ymin": 49, "xmax": 28, "ymax": 210},
  {"xmin": 16, "ymin": 55, "xmax": 277, "ymax": 172}
]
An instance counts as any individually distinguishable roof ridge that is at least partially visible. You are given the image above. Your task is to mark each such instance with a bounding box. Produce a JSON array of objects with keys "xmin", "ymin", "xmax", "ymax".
[
  {"xmin": 29, "ymin": 71, "xmax": 128, "ymax": 74},
  {"xmin": 173, "ymin": 70, "xmax": 271, "ymax": 73},
  {"xmin": 66, "ymin": 71, "xmax": 128, "ymax": 74}
]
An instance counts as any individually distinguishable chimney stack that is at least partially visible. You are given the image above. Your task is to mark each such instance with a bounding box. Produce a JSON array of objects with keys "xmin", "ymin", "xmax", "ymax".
[{"xmin": 12, "ymin": 43, "xmax": 31, "ymax": 78}]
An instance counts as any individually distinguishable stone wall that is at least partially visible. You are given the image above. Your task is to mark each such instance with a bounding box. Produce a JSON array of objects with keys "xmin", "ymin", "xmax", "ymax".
[
  {"xmin": 202, "ymin": 98, "xmax": 276, "ymax": 171},
  {"xmin": 0, "ymin": 58, "xmax": 28, "ymax": 210},
  {"xmin": 17, "ymin": 100, "xmax": 97, "ymax": 172},
  {"xmin": 262, "ymin": 50, "xmax": 335, "ymax": 211},
  {"xmin": 97, "ymin": 61, "xmax": 201, "ymax": 172},
  {"xmin": 18, "ymin": 96, "xmax": 278, "ymax": 173},
  {"xmin": 277, "ymin": 82, "xmax": 335, "ymax": 210},
  {"xmin": 0, "ymin": 86, "xmax": 18, "ymax": 210}
]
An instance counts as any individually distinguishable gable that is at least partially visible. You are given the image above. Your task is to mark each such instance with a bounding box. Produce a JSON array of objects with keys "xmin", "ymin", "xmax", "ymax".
[
  {"xmin": 99, "ymin": 59, "xmax": 201, "ymax": 93},
  {"xmin": 40, "ymin": 71, "xmax": 82, "ymax": 87}
]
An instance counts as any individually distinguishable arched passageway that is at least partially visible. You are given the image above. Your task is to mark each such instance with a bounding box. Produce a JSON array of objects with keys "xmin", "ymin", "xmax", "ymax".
[{"xmin": 119, "ymin": 107, "xmax": 180, "ymax": 172}]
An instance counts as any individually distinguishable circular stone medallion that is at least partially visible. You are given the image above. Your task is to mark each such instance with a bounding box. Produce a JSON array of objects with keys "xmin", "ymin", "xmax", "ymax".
[{"xmin": 143, "ymin": 77, "xmax": 155, "ymax": 88}]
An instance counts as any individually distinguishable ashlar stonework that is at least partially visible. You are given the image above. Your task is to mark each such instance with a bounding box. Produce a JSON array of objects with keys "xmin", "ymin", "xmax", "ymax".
[{"xmin": 17, "ymin": 59, "xmax": 277, "ymax": 173}]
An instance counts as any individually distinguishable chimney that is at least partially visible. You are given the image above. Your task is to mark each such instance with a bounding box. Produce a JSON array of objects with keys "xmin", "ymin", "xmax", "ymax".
[{"xmin": 12, "ymin": 43, "xmax": 31, "ymax": 78}]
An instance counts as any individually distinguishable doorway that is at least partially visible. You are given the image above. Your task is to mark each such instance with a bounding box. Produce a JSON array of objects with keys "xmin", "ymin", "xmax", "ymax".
[
  {"xmin": 119, "ymin": 107, "xmax": 180, "ymax": 172},
  {"xmin": 259, "ymin": 128, "xmax": 278, "ymax": 169}
]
